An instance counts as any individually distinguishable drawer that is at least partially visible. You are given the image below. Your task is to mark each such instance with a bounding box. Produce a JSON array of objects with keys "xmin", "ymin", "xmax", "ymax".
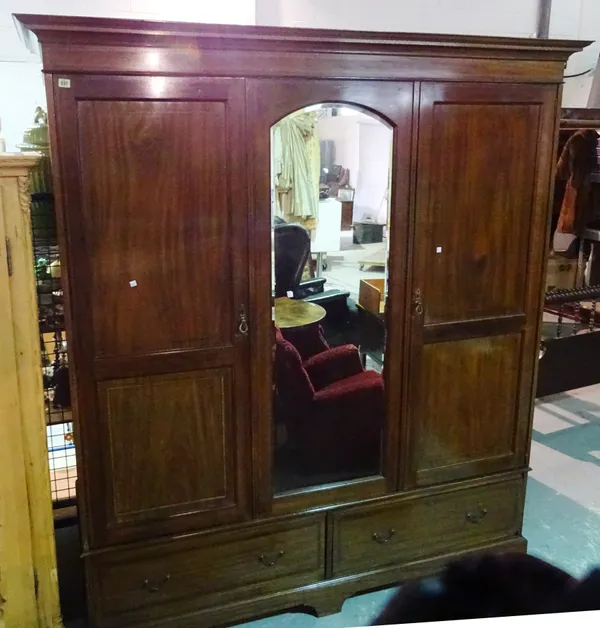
[
  {"xmin": 90, "ymin": 515, "xmax": 325, "ymax": 626},
  {"xmin": 331, "ymin": 478, "xmax": 522, "ymax": 577}
]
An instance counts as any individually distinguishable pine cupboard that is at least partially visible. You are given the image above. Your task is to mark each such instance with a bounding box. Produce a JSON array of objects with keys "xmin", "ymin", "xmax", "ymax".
[{"xmin": 0, "ymin": 153, "xmax": 62, "ymax": 628}]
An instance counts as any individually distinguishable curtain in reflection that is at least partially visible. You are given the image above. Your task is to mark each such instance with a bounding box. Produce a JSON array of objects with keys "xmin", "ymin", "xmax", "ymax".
[{"xmin": 272, "ymin": 111, "xmax": 320, "ymax": 221}]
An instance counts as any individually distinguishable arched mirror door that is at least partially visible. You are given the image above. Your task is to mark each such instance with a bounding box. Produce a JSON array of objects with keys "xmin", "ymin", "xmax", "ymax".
[
  {"xmin": 247, "ymin": 81, "xmax": 414, "ymax": 512},
  {"xmin": 271, "ymin": 104, "xmax": 393, "ymax": 494}
]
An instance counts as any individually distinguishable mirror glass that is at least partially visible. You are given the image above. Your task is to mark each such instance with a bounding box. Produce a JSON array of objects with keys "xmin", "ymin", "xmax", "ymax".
[{"xmin": 270, "ymin": 104, "xmax": 393, "ymax": 494}]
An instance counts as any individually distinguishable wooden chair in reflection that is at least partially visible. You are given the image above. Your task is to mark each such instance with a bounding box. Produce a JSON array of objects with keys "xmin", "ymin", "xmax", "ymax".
[{"xmin": 273, "ymin": 326, "xmax": 384, "ymax": 474}]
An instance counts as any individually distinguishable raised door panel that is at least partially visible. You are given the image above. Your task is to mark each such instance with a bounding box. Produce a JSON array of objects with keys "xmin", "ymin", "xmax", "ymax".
[
  {"xmin": 100, "ymin": 370, "xmax": 234, "ymax": 526},
  {"xmin": 79, "ymin": 100, "xmax": 233, "ymax": 358},
  {"xmin": 407, "ymin": 83, "xmax": 559, "ymax": 486},
  {"xmin": 50, "ymin": 76, "xmax": 250, "ymax": 546},
  {"xmin": 421, "ymin": 102, "xmax": 539, "ymax": 324},
  {"xmin": 414, "ymin": 335, "xmax": 521, "ymax": 485}
]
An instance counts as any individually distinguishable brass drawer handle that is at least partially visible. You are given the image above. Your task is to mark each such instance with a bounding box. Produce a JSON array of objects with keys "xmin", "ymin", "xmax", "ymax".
[
  {"xmin": 142, "ymin": 574, "xmax": 170, "ymax": 593},
  {"xmin": 372, "ymin": 529, "xmax": 396, "ymax": 544},
  {"xmin": 258, "ymin": 550, "xmax": 285, "ymax": 567},
  {"xmin": 465, "ymin": 505, "xmax": 488, "ymax": 525}
]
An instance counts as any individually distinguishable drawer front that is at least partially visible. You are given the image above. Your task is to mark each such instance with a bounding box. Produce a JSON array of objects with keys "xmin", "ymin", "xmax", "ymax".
[
  {"xmin": 91, "ymin": 515, "xmax": 325, "ymax": 625},
  {"xmin": 332, "ymin": 479, "xmax": 522, "ymax": 577}
]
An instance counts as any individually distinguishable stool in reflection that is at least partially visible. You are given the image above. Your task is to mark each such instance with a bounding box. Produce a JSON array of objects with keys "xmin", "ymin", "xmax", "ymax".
[{"xmin": 273, "ymin": 327, "xmax": 384, "ymax": 476}]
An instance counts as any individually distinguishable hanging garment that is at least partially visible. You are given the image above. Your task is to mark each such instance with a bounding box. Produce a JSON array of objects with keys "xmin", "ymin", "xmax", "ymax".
[
  {"xmin": 272, "ymin": 111, "xmax": 320, "ymax": 220},
  {"xmin": 555, "ymin": 129, "xmax": 598, "ymax": 238}
]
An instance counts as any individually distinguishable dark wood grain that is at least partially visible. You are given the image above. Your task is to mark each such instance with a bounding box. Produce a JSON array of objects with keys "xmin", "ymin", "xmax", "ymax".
[
  {"xmin": 28, "ymin": 44, "xmax": 569, "ymax": 85},
  {"xmin": 43, "ymin": 72, "xmax": 96, "ymax": 555},
  {"xmin": 516, "ymin": 86, "xmax": 560, "ymax": 470},
  {"xmin": 412, "ymin": 335, "xmax": 522, "ymax": 486},
  {"xmin": 423, "ymin": 314, "xmax": 525, "ymax": 344},
  {"xmin": 331, "ymin": 477, "xmax": 523, "ymax": 577},
  {"xmin": 16, "ymin": 13, "xmax": 587, "ymax": 60},
  {"xmin": 87, "ymin": 536, "xmax": 526, "ymax": 628},
  {"xmin": 99, "ymin": 370, "xmax": 234, "ymax": 526},
  {"xmin": 271, "ymin": 477, "xmax": 388, "ymax": 517},
  {"xmin": 417, "ymin": 88, "xmax": 541, "ymax": 325},
  {"xmin": 92, "ymin": 346, "xmax": 236, "ymax": 381},
  {"xmin": 78, "ymin": 99, "xmax": 230, "ymax": 358},
  {"xmin": 89, "ymin": 515, "xmax": 325, "ymax": 627},
  {"xmin": 83, "ymin": 473, "xmax": 525, "ymax": 627},
  {"xmin": 398, "ymin": 82, "xmax": 423, "ymax": 494}
]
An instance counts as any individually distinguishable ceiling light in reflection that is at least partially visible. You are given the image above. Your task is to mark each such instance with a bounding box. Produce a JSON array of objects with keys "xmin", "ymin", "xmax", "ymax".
[{"xmin": 150, "ymin": 76, "xmax": 167, "ymax": 97}]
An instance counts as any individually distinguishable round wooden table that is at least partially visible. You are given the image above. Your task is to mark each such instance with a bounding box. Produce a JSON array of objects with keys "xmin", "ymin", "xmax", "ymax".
[{"xmin": 274, "ymin": 297, "xmax": 326, "ymax": 330}]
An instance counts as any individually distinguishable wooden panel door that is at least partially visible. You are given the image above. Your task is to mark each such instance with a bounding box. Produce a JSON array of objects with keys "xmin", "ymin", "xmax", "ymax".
[
  {"xmin": 407, "ymin": 83, "xmax": 559, "ymax": 487},
  {"xmin": 49, "ymin": 76, "xmax": 251, "ymax": 547}
]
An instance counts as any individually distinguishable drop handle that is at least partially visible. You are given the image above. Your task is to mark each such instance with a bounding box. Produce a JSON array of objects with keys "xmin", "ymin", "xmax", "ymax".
[
  {"xmin": 142, "ymin": 574, "xmax": 170, "ymax": 593},
  {"xmin": 238, "ymin": 305, "xmax": 249, "ymax": 336},
  {"xmin": 372, "ymin": 529, "xmax": 396, "ymax": 544},
  {"xmin": 465, "ymin": 505, "xmax": 488, "ymax": 525},
  {"xmin": 413, "ymin": 289, "xmax": 424, "ymax": 316},
  {"xmin": 258, "ymin": 550, "xmax": 285, "ymax": 567}
]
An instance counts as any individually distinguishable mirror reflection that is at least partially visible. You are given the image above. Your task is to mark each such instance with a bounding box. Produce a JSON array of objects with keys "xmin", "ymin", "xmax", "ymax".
[{"xmin": 271, "ymin": 104, "xmax": 393, "ymax": 494}]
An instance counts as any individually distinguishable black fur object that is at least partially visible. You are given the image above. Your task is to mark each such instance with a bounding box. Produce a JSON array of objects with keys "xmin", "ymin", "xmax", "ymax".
[{"xmin": 372, "ymin": 553, "xmax": 599, "ymax": 625}]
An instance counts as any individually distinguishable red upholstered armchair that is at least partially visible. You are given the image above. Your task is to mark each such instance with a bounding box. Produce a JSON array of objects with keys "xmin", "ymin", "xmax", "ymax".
[
  {"xmin": 274, "ymin": 327, "xmax": 384, "ymax": 472},
  {"xmin": 280, "ymin": 324, "xmax": 331, "ymax": 361}
]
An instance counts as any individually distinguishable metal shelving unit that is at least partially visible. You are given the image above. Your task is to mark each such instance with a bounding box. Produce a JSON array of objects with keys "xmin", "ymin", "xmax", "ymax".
[{"xmin": 31, "ymin": 191, "xmax": 77, "ymax": 517}]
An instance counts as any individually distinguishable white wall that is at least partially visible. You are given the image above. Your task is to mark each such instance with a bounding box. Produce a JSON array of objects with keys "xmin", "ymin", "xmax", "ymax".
[
  {"xmin": 256, "ymin": 0, "xmax": 539, "ymax": 36},
  {"xmin": 0, "ymin": 3, "xmax": 44, "ymax": 151},
  {"xmin": 550, "ymin": 0, "xmax": 600, "ymax": 107},
  {"xmin": 354, "ymin": 121, "xmax": 392, "ymax": 223},
  {"xmin": 317, "ymin": 114, "xmax": 361, "ymax": 188},
  {"xmin": 0, "ymin": 0, "xmax": 255, "ymax": 151},
  {"xmin": 316, "ymin": 110, "xmax": 391, "ymax": 223},
  {"xmin": 3, "ymin": 0, "xmax": 600, "ymax": 150},
  {"xmin": 255, "ymin": 0, "xmax": 600, "ymax": 108}
]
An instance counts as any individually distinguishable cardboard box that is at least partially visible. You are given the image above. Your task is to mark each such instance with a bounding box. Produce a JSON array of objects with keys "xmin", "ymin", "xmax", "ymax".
[
  {"xmin": 359, "ymin": 278, "xmax": 386, "ymax": 315},
  {"xmin": 546, "ymin": 256, "xmax": 577, "ymax": 291}
]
